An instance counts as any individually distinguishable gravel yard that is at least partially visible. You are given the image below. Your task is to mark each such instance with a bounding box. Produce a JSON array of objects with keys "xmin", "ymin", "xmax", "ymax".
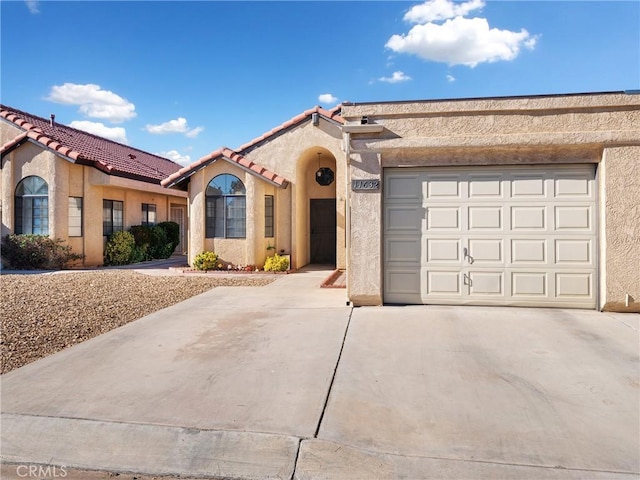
[{"xmin": 1, "ymin": 270, "xmax": 274, "ymax": 374}]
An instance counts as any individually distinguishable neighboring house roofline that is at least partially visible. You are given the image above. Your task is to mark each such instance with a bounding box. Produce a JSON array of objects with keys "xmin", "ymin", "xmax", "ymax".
[
  {"xmin": 162, "ymin": 147, "xmax": 289, "ymax": 189},
  {"xmin": 162, "ymin": 105, "xmax": 342, "ymax": 188},
  {"xmin": 0, "ymin": 105, "xmax": 181, "ymax": 184}
]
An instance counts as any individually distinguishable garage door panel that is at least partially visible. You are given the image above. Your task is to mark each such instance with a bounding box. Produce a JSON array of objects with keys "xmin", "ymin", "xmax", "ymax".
[
  {"xmin": 427, "ymin": 238, "xmax": 460, "ymax": 263},
  {"xmin": 386, "ymin": 175, "xmax": 421, "ymax": 201},
  {"xmin": 384, "ymin": 165, "xmax": 596, "ymax": 308},
  {"xmin": 386, "ymin": 237, "xmax": 421, "ymax": 263},
  {"xmin": 555, "ymin": 239, "xmax": 592, "ymax": 264},
  {"xmin": 511, "ymin": 206, "xmax": 546, "ymax": 231},
  {"xmin": 512, "ymin": 272, "xmax": 547, "ymax": 296},
  {"xmin": 511, "ymin": 239, "xmax": 546, "ymax": 264},
  {"xmin": 426, "ymin": 271, "xmax": 461, "ymax": 295},
  {"xmin": 468, "ymin": 175, "xmax": 502, "ymax": 198},
  {"xmin": 427, "ymin": 207, "xmax": 460, "ymax": 230},
  {"xmin": 427, "ymin": 176, "xmax": 460, "ymax": 198},
  {"xmin": 386, "ymin": 269, "xmax": 421, "ymax": 296},
  {"xmin": 468, "ymin": 239, "xmax": 503, "ymax": 264},
  {"xmin": 386, "ymin": 206, "xmax": 423, "ymax": 233},
  {"xmin": 468, "ymin": 206, "xmax": 503, "ymax": 230},
  {"xmin": 556, "ymin": 273, "xmax": 592, "ymax": 298},
  {"xmin": 511, "ymin": 174, "xmax": 546, "ymax": 197},
  {"xmin": 554, "ymin": 174, "xmax": 592, "ymax": 198},
  {"xmin": 555, "ymin": 205, "xmax": 592, "ymax": 231},
  {"xmin": 468, "ymin": 271, "xmax": 504, "ymax": 296}
]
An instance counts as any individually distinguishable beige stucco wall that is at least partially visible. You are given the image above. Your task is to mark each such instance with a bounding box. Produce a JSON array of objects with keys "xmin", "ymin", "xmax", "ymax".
[
  {"xmin": 243, "ymin": 120, "xmax": 345, "ymax": 270},
  {"xmin": 1, "ymin": 124, "xmax": 188, "ymax": 267},
  {"xmin": 187, "ymin": 118, "xmax": 346, "ymax": 270},
  {"xmin": 342, "ymin": 92, "xmax": 640, "ymax": 308},
  {"xmin": 599, "ymin": 146, "xmax": 640, "ymax": 312}
]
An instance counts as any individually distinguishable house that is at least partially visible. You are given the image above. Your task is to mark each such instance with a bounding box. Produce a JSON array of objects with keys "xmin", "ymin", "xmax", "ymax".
[
  {"xmin": 164, "ymin": 92, "xmax": 639, "ymax": 312},
  {"xmin": 0, "ymin": 105, "xmax": 188, "ymax": 266}
]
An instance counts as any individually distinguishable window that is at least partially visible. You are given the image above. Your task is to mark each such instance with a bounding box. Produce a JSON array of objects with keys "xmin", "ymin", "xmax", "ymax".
[
  {"xmin": 69, "ymin": 197, "xmax": 83, "ymax": 237},
  {"xmin": 142, "ymin": 203, "xmax": 156, "ymax": 226},
  {"xmin": 15, "ymin": 176, "xmax": 49, "ymax": 235},
  {"xmin": 205, "ymin": 174, "xmax": 246, "ymax": 238},
  {"xmin": 265, "ymin": 195, "xmax": 274, "ymax": 238},
  {"xmin": 103, "ymin": 200, "xmax": 123, "ymax": 236}
]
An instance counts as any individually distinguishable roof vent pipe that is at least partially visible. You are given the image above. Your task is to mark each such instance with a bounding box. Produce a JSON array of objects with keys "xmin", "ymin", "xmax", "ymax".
[
  {"xmin": 312, "ymin": 112, "xmax": 319, "ymax": 126},
  {"xmin": 50, "ymin": 114, "xmax": 55, "ymax": 127}
]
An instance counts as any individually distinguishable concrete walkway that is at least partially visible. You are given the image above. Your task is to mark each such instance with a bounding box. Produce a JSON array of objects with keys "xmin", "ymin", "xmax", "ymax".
[{"xmin": 1, "ymin": 268, "xmax": 639, "ymax": 479}]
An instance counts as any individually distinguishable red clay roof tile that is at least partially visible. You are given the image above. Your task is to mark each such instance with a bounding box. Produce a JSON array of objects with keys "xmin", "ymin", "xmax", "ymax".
[
  {"xmin": 1, "ymin": 105, "xmax": 181, "ymax": 184},
  {"xmin": 161, "ymin": 147, "xmax": 289, "ymax": 188}
]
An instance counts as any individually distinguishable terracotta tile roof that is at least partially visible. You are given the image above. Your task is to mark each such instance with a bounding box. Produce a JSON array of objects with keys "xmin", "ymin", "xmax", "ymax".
[
  {"xmin": 162, "ymin": 105, "xmax": 342, "ymax": 188},
  {"xmin": 0, "ymin": 105, "xmax": 181, "ymax": 184},
  {"xmin": 162, "ymin": 147, "xmax": 289, "ymax": 188}
]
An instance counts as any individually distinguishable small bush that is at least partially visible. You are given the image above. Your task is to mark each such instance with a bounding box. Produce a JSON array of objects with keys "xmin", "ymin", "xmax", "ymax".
[
  {"xmin": 148, "ymin": 225, "xmax": 172, "ymax": 259},
  {"xmin": 263, "ymin": 253, "xmax": 289, "ymax": 272},
  {"xmin": 104, "ymin": 231, "xmax": 137, "ymax": 266},
  {"xmin": 158, "ymin": 221, "xmax": 180, "ymax": 254},
  {"xmin": 129, "ymin": 225, "xmax": 153, "ymax": 260},
  {"xmin": 1, "ymin": 234, "xmax": 83, "ymax": 270},
  {"xmin": 193, "ymin": 251, "xmax": 218, "ymax": 271}
]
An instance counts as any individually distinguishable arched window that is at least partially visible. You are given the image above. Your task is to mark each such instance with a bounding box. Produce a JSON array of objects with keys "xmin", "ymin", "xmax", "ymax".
[
  {"xmin": 15, "ymin": 176, "xmax": 49, "ymax": 235},
  {"xmin": 206, "ymin": 174, "xmax": 246, "ymax": 238}
]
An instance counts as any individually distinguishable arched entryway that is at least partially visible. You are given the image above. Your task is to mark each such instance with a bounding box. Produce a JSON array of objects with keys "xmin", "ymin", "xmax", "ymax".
[{"xmin": 294, "ymin": 147, "xmax": 342, "ymax": 268}]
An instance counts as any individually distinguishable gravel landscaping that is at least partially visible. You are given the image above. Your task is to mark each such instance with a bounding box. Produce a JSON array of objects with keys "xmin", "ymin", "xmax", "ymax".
[{"xmin": 1, "ymin": 270, "xmax": 274, "ymax": 374}]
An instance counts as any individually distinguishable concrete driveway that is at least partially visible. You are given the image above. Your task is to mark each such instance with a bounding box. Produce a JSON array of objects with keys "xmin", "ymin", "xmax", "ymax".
[{"xmin": 2, "ymin": 269, "xmax": 639, "ymax": 479}]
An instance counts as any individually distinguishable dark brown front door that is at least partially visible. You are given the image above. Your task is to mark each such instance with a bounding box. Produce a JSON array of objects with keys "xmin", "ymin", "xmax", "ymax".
[{"xmin": 310, "ymin": 198, "xmax": 336, "ymax": 265}]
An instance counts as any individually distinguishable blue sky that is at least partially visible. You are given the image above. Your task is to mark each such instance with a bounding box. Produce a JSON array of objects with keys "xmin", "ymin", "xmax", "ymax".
[{"xmin": 2, "ymin": 0, "xmax": 638, "ymax": 165}]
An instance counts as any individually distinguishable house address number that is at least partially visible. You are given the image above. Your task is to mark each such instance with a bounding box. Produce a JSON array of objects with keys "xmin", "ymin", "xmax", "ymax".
[{"xmin": 351, "ymin": 179, "xmax": 380, "ymax": 191}]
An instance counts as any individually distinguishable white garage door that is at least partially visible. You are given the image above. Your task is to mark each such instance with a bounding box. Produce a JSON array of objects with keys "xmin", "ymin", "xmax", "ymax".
[{"xmin": 384, "ymin": 165, "xmax": 597, "ymax": 308}]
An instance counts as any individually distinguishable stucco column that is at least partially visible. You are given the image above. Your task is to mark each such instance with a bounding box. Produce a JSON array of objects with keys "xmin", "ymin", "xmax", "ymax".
[
  {"xmin": 1, "ymin": 152, "xmax": 14, "ymax": 238},
  {"xmin": 245, "ymin": 176, "xmax": 256, "ymax": 264},
  {"xmin": 189, "ymin": 173, "xmax": 205, "ymax": 266},
  {"xmin": 348, "ymin": 151, "xmax": 383, "ymax": 306},
  {"xmin": 600, "ymin": 146, "xmax": 640, "ymax": 312},
  {"xmin": 53, "ymin": 158, "xmax": 70, "ymax": 242},
  {"xmin": 83, "ymin": 168, "xmax": 104, "ymax": 266}
]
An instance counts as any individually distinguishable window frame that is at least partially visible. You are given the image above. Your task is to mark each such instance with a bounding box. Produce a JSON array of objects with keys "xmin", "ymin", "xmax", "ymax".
[
  {"xmin": 103, "ymin": 199, "xmax": 124, "ymax": 237},
  {"xmin": 15, "ymin": 176, "xmax": 49, "ymax": 235},
  {"xmin": 68, "ymin": 197, "xmax": 83, "ymax": 237},
  {"xmin": 265, "ymin": 195, "xmax": 274, "ymax": 238},
  {"xmin": 141, "ymin": 203, "xmax": 157, "ymax": 227},
  {"xmin": 205, "ymin": 174, "xmax": 246, "ymax": 239}
]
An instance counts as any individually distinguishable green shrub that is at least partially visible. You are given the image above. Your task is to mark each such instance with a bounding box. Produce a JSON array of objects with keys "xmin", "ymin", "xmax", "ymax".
[
  {"xmin": 193, "ymin": 251, "xmax": 218, "ymax": 271},
  {"xmin": 263, "ymin": 253, "xmax": 289, "ymax": 272},
  {"xmin": 104, "ymin": 231, "xmax": 137, "ymax": 266},
  {"xmin": 148, "ymin": 225, "xmax": 171, "ymax": 259},
  {"xmin": 1, "ymin": 234, "xmax": 84, "ymax": 270},
  {"xmin": 158, "ymin": 221, "xmax": 180, "ymax": 254},
  {"xmin": 129, "ymin": 225, "xmax": 153, "ymax": 261}
]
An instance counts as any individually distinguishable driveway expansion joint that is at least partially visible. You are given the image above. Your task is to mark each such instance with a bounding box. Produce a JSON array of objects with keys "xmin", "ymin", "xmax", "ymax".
[{"xmin": 313, "ymin": 307, "xmax": 353, "ymax": 438}]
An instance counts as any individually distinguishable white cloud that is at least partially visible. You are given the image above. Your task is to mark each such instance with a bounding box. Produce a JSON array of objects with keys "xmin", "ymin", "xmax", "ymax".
[
  {"xmin": 158, "ymin": 150, "xmax": 191, "ymax": 166},
  {"xmin": 318, "ymin": 93, "xmax": 338, "ymax": 105},
  {"xmin": 69, "ymin": 120, "xmax": 128, "ymax": 144},
  {"xmin": 146, "ymin": 117, "xmax": 188, "ymax": 134},
  {"xmin": 447, "ymin": 74, "xmax": 456, "ymax": 82},
  {"xmin": 47, "ymin": 83, "xmax": 136, "ymax": 123},
  {"xmin": 379, "ymin": 71, "xmax": 412, "ymax": 83},
  {"xmin": 145, "ymin": 117, "xmax": 204, "ymax": 138},
  {"xmin": 186, "ymin": 126, "xmax": 205, "ymax": 138},
  {"xmin": 25, "ymin": 1, "xmax": 40, "ymax": 14},
  {"xmin": 404, "ymin": 0, "xmax": 484, "ymax": 23},
  {"xmin": 387, "ymin": 0, "xmax": 537, "ymax": 68}
]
